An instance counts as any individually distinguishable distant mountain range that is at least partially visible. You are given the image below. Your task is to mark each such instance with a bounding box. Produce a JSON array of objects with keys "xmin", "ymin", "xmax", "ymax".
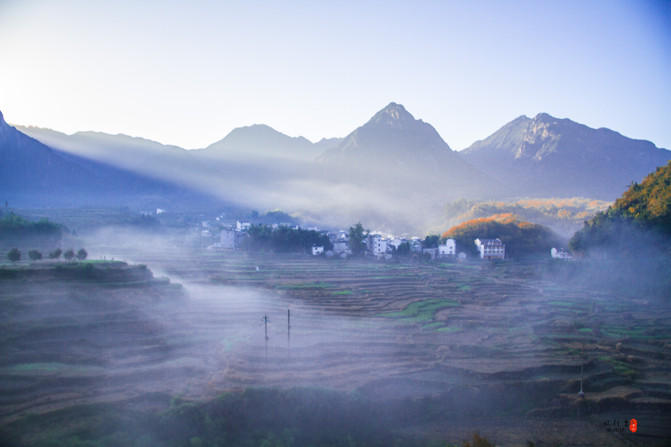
[
  {"xmin": 316, "ymin": 103, "xmax": 497, "ymax": 196},
  {"xmin": 461, "ymin": 113, "xmax": 671, "ymax": 199},
  {"xmin": 3, "ymin": 113, "xmax": 225, "ymax": 209},
  {"xmin": 5, "ymin": 104, "xmax": 671, "ymax": 231}
]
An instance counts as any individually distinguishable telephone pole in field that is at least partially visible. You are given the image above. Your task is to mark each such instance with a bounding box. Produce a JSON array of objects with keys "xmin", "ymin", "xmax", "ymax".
[{"xmin": 262, "ymin": 314, "xmax": 270, "ymax": 360}]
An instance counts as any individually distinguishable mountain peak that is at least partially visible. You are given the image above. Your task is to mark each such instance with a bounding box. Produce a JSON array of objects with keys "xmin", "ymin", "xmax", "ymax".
[
  {"xmin": 367, "ymin": 102, "xmax": 417, "ymax": 129},
  {"xmin": 461, "ymin": 112, "xmax": 671, "ymax": 200},
  {"xmin": 204, "ymin": 123, "xmax": 315, "ymax": 161},
  {"xmin": 533, "ymin": 112, "xmax": 556, "ymax": 121}
]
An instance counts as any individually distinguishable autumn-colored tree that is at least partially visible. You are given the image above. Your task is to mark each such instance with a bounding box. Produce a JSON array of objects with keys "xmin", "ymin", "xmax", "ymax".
[
  {"xmin": 442, "ymin": 214, "xmax": 562, "ymax": 259},
  {"xmin": 569, "ymin": 161, "xmax": 671, "ymax": 256}
]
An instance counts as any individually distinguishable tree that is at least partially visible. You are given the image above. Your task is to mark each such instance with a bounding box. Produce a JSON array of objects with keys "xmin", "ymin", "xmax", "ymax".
[
  {"xmin": 422, "ymin": 235, "xmax": 440, "ymax": 248},
  {"xmin": 76, "ymin": 248, "xmax": 88, "ymax": 260},
  {"xmin": 28, "ymin": 250, "xmax": 42, "ymax": 261},
  {"xmin": 63, "ymin": 249, "xmax": 75, "ymax": 261},
  {"xmin": 569, "ymin": 161, "xmax": 671, "ymax": 256},
  {"xmin": 348, "ymin": 222, "xmax": 369, "ymax": 256},
  {"xmin": 7, "ymin": 248, "xmax": 20, "ymax": 262},
  {"xmin": 395, "ymin": 242, "xmax": 410, "ymax": 257},
  {"xmin": 48, "ymin": 248, "xmax": 62, "ymax": 259}
]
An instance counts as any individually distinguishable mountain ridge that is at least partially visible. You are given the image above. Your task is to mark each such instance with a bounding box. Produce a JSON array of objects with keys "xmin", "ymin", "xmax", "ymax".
[
  {"xmin": 5, "ymin": 104, "xmax": 671, "ymax": 232},
  {"xmin": 461, "ymin": 112, "xmax": 671, "ymax": 200}
]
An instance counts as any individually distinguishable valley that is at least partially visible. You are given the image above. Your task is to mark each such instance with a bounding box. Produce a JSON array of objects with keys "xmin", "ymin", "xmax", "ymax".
[{"xmin": 1, "ymin": 247, "xmax": 669, "ymax": 446}]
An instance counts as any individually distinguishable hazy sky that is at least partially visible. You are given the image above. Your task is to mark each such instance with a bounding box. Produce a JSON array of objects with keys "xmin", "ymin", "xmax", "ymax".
[{"xmin": 1, "ymin": 0, "xmax": 669, "ymax": 150}]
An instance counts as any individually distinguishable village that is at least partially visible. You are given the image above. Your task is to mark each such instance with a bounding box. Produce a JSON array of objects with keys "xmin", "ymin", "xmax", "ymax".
[{"xmin": 198, "ymin": 218, "xmax": 572, "ymax": 261}]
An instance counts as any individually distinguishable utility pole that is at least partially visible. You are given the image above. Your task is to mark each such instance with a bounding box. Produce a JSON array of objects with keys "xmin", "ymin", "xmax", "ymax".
[
  {"xmin": 262, "ymin": 315, "xmax": 270, "ymax": 341},
  {"xmin": 262, "ymin": 315, "xmax": 270, "ymax": 360},
  {"xmin": 578, "ymin": 342, "xmax": 585, "ymax": 398},
  {"xmin": 287, "ymin": 309, "xmax": 291, "ymax": 348}
]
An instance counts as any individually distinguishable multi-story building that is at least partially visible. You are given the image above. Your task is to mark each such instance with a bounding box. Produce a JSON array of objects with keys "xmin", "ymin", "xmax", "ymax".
[{"xmin": 474, "ymin": 238, "xmax": 505, "ymax": 260}]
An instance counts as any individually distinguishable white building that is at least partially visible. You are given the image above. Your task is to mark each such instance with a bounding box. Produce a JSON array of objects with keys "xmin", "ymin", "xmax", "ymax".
[
  {"xmin": 551, "ymin": 247, "xmax": 573, "ymax": 260},
  {"xmin": 312, "ymin": 245, "xmax": 324, "ymax": 256},
  {"xmin": 474, "ymin": 238, "xmax": 505, "ymax": 260},
  {"xmin": 220, "ymin": 227, "xmax": 236, "ymax": 249},
  {"xmin": 390, "ymin": 237, "xmax": 407, "ymax": 250},
  {"xmin": 438, "ymin": 239, "xmax": 456, "ymax": 257},
  {"xmin": 368, "ymin": 234, "xmax": 389, "ymax": 256},
  {"xmin": 236, "ymin": 220, "xmax": 251, "ymax": 232}
]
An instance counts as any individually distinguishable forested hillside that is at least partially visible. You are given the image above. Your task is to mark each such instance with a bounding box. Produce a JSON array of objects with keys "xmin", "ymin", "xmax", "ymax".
[
  {"xmin": 442, "ymin": 213, "xmax": 562, "ymax": 259},
  {"xmin": 569, "ymin": 161, "xmax": 671, "ymax": 256}
]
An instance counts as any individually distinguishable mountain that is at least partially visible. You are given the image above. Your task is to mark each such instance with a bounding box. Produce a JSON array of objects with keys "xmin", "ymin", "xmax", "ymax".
[
  {"xmin": 461, "ymin": 113, "xmax": 671, "ymax": 200},
  {"xmin": 2, "ymin": 112, "xmax": 224, "ymax": 209},
  {"xmin": 0, "ymin": 111, "xmax": 101, "ymax": 205},
  {"xmin": 15, "ymin": 126, "xmax": 208, "ymax": 187},
  {"xmin": 314, "ymin": 137, "xmax": 344, "ymax": 152},
  {"xmin": 202, "ymin": 124, "xmax": 318, "ymax": 162},
  {"xmin": 316, "ymin": 102, "xmax": 497, "ymax": 197}
]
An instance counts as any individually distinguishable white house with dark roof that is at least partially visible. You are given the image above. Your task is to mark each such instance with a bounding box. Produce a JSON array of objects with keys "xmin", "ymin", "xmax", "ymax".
[
  {"xmin": 474, "ymin": 238, "xmax": 505, "ymax": 260},
  {"xmin": 438, "ymin": 239, "xmax": 456, "ymax": 257}
]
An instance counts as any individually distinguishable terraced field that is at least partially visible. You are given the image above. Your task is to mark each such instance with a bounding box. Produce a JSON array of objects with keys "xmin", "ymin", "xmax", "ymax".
[{"xmin": 1, "ymin": 245, "xmax": 670, "ymax": 445}]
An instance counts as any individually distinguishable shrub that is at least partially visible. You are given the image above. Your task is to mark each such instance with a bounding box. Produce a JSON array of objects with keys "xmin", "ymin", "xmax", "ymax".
[
  {"xmin": 7, "ymin": 248, "xmax": 20, "ymax": 262},
  {"xmin": 49, "ymin": 248, "xmax": 62, "ymax": 259}
]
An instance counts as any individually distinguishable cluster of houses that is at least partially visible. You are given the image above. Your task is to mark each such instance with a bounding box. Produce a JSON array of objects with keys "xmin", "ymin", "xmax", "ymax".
[
  {"xmin": 205, "ymin": 220, "xmax": 572, "ymax": 261},
  {"xmin": 323, "ymin": 233, "xmax": 494, "ymax": 261}
]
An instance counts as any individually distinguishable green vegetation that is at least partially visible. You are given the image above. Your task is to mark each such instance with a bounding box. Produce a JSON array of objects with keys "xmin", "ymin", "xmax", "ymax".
[
  {"xmin": 569, "ymin": 161, "xmax": 671, "ymax": 256},
  {"xmin": 276, "ymin": 281, "xmax": 333, "ymax": 290},
  {"xmin": 331, "ymin": 290, "xmax": 353, "ymax": 296},
  {"xmin": 28, "ymin": 250, "xmax": 42, "ymax": 261},
  {"xmin": 382, "ymin": 299, "xmax": 460, "ymax": 323},
  {"xmin": 6, "ymin": 247, "xmax": 20, "ymax": 262},
  {"xmin": 348, "ymin": 221, "xmax": 369, "ymax": 256},
  {"xmin": 442, "ymin": 214, "xmax": 562, "ymax": 258},
  {"xmin": 0, "ymin": 213, "xmax": 61, "ymax": 238},
  {"xmin": 598, "ymin": 356, "xmax": 637, "ymax": 379},
  {"xmin": 240, "ymin": 224, "xmax": 331, "ymax": 253}
]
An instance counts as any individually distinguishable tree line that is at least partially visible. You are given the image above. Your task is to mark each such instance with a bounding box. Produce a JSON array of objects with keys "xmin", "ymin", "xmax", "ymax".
[
  {"xmin": 6, "ymin": 247, "xmax": 87, "ymax": 263},
  {"xmin": 240, "ymin": 224, "xmax": 331, "ymax": 253},
  {"xmin": 569, "ymin": 161, "xmax": 671, "ymax": 256}
]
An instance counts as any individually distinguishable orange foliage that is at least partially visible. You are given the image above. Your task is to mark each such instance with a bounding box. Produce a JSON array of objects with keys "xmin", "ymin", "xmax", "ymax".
[{"xmin": 443, "ymin": 213, "xmax": 523, "ymax": 238}]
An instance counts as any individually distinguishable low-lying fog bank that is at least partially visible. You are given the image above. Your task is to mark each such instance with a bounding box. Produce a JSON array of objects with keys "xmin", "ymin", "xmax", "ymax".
[{"xmin": 1, "ymin": 239, "xmax": 670, "ymax": 445}]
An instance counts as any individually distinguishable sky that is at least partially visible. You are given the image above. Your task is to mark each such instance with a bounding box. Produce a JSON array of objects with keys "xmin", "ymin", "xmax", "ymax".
[{"xmin": 0, "ymin": 0, "xmax": 670, "ymax": 151}]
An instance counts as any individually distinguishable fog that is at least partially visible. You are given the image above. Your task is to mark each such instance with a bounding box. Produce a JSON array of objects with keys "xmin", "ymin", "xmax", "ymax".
[{"xmin": 2, "ymin": 224, "xmax": 670, "ymax": 445}]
